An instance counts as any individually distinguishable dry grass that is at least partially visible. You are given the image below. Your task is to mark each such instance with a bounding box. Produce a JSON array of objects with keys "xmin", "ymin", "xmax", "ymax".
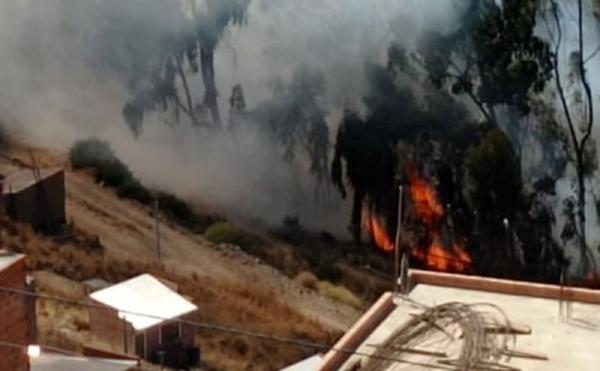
[
  {"xmin": 3, "ymin": 220, "xmax": 339, "ymax": 370},
  {"xmin": 295, "ymin": 271, "xmax": 319, "ymax": 290}
]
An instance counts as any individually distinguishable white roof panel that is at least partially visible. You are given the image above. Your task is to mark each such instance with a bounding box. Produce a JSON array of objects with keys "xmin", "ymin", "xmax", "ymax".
[
  {"xmin": 90, "ymin": 274, "xmax": 197, "ymax": 330},
  {"xmin": 30, "ymin": 354, "xmax": 136, "ymax": 371}
]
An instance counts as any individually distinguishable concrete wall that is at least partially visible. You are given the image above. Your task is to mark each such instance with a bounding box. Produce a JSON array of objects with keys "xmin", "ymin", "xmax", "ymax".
[
  {"xmin": 5, "ymin": 171, "xmax": 65, "ymax": 231},
  {"xmin": 89, "ymin": 302, "xmax": 196, "ymax": 366},
  {"xmin": 0, "ymin": 257, "xmax": 29, "ymax": 371}
]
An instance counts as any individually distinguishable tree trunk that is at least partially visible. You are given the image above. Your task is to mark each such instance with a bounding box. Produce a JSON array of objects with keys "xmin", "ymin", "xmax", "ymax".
[
  {"xmin": 200, "ymin": 47, "xmax": 221, "ymax": 127},
  {"xmin": 576, "ymin": 156, "xmax": 589, "ymax": 275},
  {"xmin": 351, "ymin": 188, "xmax": 365, "ymax": 245}
]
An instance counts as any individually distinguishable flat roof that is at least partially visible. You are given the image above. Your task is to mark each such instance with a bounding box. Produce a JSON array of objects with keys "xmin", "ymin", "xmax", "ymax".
[
  {"xmin": 2, "ymin": 167, "xmax": 63, "ymax": 194},
  {"xmin": 0, "ymin": 251, "xmax": 25, "ymax": 272},
  {"xmin": 322, "ymin": 271, "xmax": 600, "ymax": 371},
  {"xmin": 30, "ymin": 353, "xmax": 136, "ymax": 371},
  {"xmin": 90, "ymin": 274, "xmax": 197, "ymax": 331}
]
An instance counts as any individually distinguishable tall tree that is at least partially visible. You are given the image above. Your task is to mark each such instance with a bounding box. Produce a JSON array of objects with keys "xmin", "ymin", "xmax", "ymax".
[
  {"xmin": 191, "ymin": 0, "xmax": 250, "ymax": 127},
  {"xmin": 121, "ymin": 0, "xmax": 250, "ymax": 134},
  {"xmin": 420, "ymin": 0, "xmax": 553, "ymax": 128},
  {"xmin": 545, "ymin": 0, "xmax": 597, "ymax": 276}
]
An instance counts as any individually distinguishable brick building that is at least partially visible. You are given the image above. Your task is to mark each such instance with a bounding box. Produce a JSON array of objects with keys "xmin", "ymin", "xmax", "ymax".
[
  {"xmin": 0, "ymin": 251, "xmax": 29, "ymax": 371},
  {"xmin": 88, "ymin": 274, "xmax": 199, "ymax": 369}
]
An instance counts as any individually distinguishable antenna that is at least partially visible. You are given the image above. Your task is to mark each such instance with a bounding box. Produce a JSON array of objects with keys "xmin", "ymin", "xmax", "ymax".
[{"xmin": 154, "ymin": 198, "xmax": 161, "ymax": 261}]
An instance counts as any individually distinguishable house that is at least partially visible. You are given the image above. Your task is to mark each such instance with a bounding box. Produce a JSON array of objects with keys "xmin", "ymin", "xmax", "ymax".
[
  {"xmin": 2, "ymin": 168, "xmax": 66, "ymax": 232},
  {"xmin": 88, "ymin": 274, "xmax": 199, "ymax": 369},
  {"xmin": 0, "ymin": 251, "xmax": 29, "ymax": 371},
  {"xmin": 319, "ymin": 269, "xmax": 600, "ymax": 371}
]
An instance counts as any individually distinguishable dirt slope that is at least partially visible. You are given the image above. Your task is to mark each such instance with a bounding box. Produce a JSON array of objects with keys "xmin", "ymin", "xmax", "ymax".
[{"xmin": 0, "ymin": 143, "xmax": 360, "ymax": 332}]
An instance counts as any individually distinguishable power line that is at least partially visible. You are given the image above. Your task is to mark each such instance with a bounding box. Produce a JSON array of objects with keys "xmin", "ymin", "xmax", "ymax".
[{"xmin": 0, "ymin": 285, "xmax": 436, "ymax": 367}]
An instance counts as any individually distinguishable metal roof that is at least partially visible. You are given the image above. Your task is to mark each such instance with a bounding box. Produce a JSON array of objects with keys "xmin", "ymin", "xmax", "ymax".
[
  {"xmin": 90, "ymin": 274, "xmax": 197, "ymax": 331},
  {"xmin": 2, "ymin": 167, "xmax": 63, "ymax": 194},
  {"xmin": 30, "ymin": 354, "xmax": 136, "ymax": 371},
  {"xmin": 0, "ymin": 250, "xmax": 25, "ymax": 271}
]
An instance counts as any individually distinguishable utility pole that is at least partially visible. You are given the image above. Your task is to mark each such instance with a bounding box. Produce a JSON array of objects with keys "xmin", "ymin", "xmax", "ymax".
[
  {"xmin": 154, "ymin": 198, "xmax": 161, "ymax": 260},
  {"xmin": 394, "ymin": 185, "xmax": 405, "ymax": 295}
]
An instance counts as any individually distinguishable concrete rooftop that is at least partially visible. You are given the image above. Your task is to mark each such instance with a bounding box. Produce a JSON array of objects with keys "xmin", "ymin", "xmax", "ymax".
[{"xmin": 323, "ymin": 271, "xmax": 600, "ymax": 371}]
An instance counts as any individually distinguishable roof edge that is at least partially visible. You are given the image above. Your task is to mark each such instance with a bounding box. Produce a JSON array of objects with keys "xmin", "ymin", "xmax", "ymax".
[
  {"xmin": 319, "ymin": 292, "xmax": 395, "ymax": 371},
  {"xmin": 409, "ymin": 269, "xmax": 600, "ymax": 305}
]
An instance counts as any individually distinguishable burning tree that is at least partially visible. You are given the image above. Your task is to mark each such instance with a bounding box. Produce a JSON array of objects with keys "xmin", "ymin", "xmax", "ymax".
[{"xmin": 332, "ymin": 1, "xmax": 564, "ymax": 281}]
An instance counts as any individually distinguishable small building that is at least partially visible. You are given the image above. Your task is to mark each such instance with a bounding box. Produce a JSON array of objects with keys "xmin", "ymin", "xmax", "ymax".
[
  {"xmin": 3, "ymin": 168, "xmax": 66, "ymax": 232},
  {"xmin": 320, "ymin": 270, "xmax": 600, "ymax": 371},
  {"xmin": 0, "ymin": 251, "xmax": 29, "ymax": 371},
  {"xmin": 88, "ymin": 274, "xmax": 199, "ymax": 369}
]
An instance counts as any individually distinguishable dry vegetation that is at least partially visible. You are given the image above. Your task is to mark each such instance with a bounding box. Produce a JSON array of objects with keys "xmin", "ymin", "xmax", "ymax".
[{"xmin": 2, "ymin": 221, "xmax": 339, "ymax": 370}]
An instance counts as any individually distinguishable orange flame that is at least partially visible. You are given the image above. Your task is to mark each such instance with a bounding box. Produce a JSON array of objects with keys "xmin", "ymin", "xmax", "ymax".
[
  {"xmin": 367, "ymin": 216, "xmax": 395, "ymax": 253},
  {"xmin": 409, "ymin": 175, "xmax": 444, "ymax": 227},
  {"xmin": 365, "ymin": 161, "xmax": 473, "ymax": 274}
]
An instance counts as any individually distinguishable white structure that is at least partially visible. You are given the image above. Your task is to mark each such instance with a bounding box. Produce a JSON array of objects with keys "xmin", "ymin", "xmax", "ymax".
[
  {"xmin": 90, "ymin": 273, "xmax": 197, "ymax": 331},
  {"xmin": 30, "ymin": 353, "xmax": 136, "ymax": 371}
]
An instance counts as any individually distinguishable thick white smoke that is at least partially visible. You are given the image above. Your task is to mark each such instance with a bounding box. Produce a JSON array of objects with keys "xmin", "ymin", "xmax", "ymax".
[{"xmin": 0, "ymin": 0, "xmax": 468, "ymax": 236}]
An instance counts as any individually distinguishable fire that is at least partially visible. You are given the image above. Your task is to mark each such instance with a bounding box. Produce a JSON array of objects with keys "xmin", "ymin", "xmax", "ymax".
[
  {"xmin": 367, "ymin": 216, "xmax": 395, "ymax": 253},
  {"xmin": 409, "ymin": 233, "xmax": 472, "ymax": 273},
  {"xmin": 409, "ymin": 175, "xmax": 444, "ymax": 227},
  {"xmin": 365, "ymin": 161, "xmax": 473, "ymax": 274}
]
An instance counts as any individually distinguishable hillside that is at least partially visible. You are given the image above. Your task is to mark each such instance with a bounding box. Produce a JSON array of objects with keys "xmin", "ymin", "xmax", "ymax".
[{"xmin": 0, "ymin": 140, "xmax": 361, "ymax": 370}]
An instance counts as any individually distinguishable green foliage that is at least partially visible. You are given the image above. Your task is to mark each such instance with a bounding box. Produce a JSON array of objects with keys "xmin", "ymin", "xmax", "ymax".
[
  {"xmin": 421, "ymin": 0, "xmax": 553, "ymax": 118},
  {"xmin": 70, "ymin": 138, "xmax": 152, "ymax": 203},
  {"xmin": 204, "ymin": 222, "xmax": 241, "ymax": 244},
  {"xmin": 204, "ymin": 222, "xmax": 263, "ymax": 251},
  {"xmin": 70, "ymin": 138, "xmax": 214, "ymax": 232},
  {"xmin": 464, "ymin": 131, "xmax": 522, "ymax": 220},
  {"xmin": 251, "ymin": 65, "xmax": 330, "ymax": 185}
]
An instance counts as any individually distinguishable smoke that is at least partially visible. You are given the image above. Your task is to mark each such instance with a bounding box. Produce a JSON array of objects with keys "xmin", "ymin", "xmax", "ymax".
[
  {"xmin": 530, "ymin": 0, "xmax": 600, "ymax": 268},
  {"xmin": 0, "ymin": 0, "xmax": 467, "ymax": 237}
]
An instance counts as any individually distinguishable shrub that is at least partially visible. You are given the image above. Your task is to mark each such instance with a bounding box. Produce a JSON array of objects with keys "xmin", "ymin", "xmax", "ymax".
[
  {"xmin": 316, "ymin": 281, "xmax": 363, "ymax": 309},
  {"xmin": 204, "ymin": 222, "xmax": 263, "ymax": 252},
  {"xmin": 295, "ymin": 271, "xmax": 318, "ymax": 290},
  {"xmin": 70, "ymin": 137, "xmax": 215, "ymax": 231},
  {"xmin": 70, "ymin": 138, "xmax": 151, "ymax": 203},
  {"xmin": 204, "ymin": 222, "xmax": 244, "ymax": 245}
]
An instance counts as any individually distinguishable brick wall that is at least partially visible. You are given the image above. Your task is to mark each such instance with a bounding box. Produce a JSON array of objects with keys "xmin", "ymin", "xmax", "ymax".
[
  {"xmin": 0, "ymin": 257, "xmax": 29, "ymax": 371},
  {"xmin": 88, "ymin": 301, "xmax": 135, "ymax": 354}
]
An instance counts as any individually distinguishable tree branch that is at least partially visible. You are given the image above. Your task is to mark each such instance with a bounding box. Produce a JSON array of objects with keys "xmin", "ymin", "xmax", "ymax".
[
  {"xmin": 551, "ymin": 1, "xmax": 580, "ymax": 154},
  {"xmin": 578, "ymin": 0, "xmax": 594, "ymax": 151}
]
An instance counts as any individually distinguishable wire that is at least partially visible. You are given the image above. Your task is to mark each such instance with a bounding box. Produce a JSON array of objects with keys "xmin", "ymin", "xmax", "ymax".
[{"xmin": 0, "ymin": 285, "xmax": 436, "ymax": 367}]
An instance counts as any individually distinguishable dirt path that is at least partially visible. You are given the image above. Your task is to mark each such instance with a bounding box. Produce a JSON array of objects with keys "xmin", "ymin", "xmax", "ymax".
[{"xmin": 0, "ymin": 144, "xmax": 360, "ymax": 332}]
